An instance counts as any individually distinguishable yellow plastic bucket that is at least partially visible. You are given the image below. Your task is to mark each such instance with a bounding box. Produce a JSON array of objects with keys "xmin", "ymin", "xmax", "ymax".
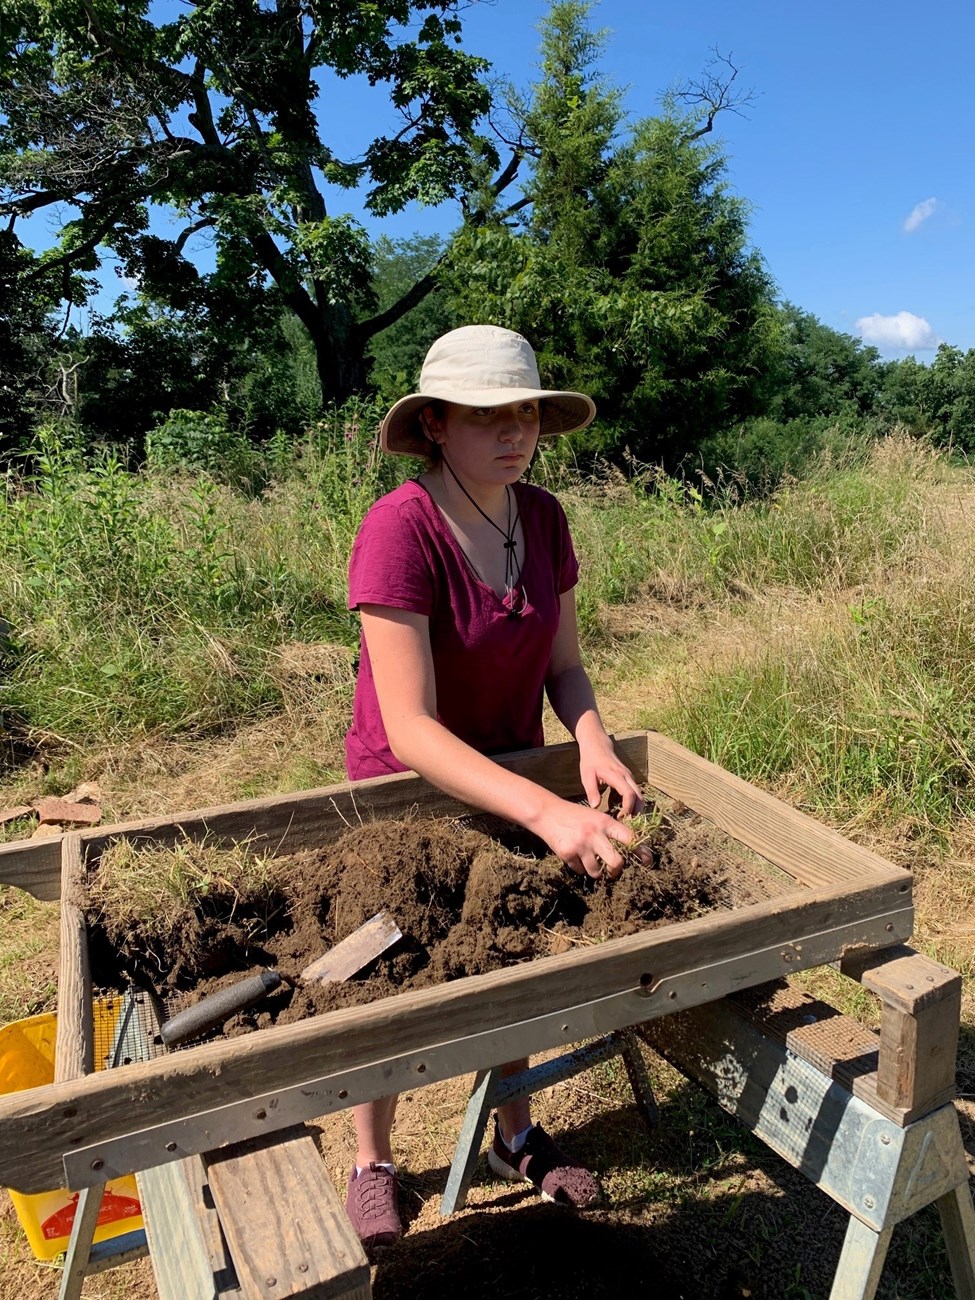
[{"xmin": 0, "ymin": 1004, "xmax": 145, "ymax": 1261}]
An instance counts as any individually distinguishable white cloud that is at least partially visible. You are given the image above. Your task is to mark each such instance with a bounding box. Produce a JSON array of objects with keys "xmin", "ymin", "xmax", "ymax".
[
  {"xmin": 903, "ymin": 197, "xmax": 939, "ymax": 233},
  {"xmin": 855, "ymin": 311, "xmax": 940, "ymax": 351}
]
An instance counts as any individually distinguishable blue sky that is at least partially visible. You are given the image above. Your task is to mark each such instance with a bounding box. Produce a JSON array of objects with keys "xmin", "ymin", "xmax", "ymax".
[
  {"xmin": 313, "ymin": 0, "xmax": 975, "ymax": 358},
  {"xmin": 22, "ymin": 0, "xmax": 975, "ymax": 358}
]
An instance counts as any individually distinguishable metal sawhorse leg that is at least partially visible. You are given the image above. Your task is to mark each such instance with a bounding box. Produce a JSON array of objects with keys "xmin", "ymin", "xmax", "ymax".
[
  {"xmin": 641, "ymin": 947, "xmax": 975, "ymax": 1300},
  {"xmin": 441, "ymin": 1028, "xmax": 657, "ymax": 1215},
  {"xmin": 57, "ymin": 1186, "xmax": 148, "ymax": 1300}
]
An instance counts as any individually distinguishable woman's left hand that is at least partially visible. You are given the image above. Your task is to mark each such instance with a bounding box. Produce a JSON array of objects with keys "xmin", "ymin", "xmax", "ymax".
[{"xmin": 579, "ymin": 735, "xmax": 644, "ymax": 816}]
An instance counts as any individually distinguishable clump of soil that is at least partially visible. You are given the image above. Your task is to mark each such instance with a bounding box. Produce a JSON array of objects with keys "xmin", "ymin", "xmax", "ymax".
[{"xmin": 84, "ymin": 814, "xmax": 727, "ymax": 1042}]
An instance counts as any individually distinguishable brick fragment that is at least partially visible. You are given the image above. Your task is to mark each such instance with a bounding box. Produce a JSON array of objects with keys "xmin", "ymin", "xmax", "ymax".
[
  {"xmin": 32, "ymin": 797, "xmax": 102, "ymax": 826},
  {"xmin": 0, "ymin": 805, "xmax": 33, "ymax": 826},
  {"xmin": 64, "ymin": 782, "xmax": 101, "ymax": 805}
]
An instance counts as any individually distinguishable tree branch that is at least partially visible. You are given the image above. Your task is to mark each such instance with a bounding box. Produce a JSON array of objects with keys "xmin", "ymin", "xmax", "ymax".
[
  {"xmin": 673, "ymin": 48, "xmax": 757, "ymax": 142},
  {"xmin": 491, "ymin": 148, "xmax": 523, "ymax": 198},
  {"xmin": 498, "ymin": 194, "xmax": 530, "ymax": 220},
  {"xmin": 174, "ymin": 217, "xmax": 215, "ymax": 254},
  {"xmin": 243, "ymin": 224, "xmax": 321, "ymax": 338},
  {"xmin": 358, "ymin": 263, "xmax": 444, "ymax": 341},
  {"xmin": 1, "ymin": 190, "xmax": 69, "ymax": 217},
  {"xmin": 24, "ymin": 207, "xmax": 126, "ymax": 283}
]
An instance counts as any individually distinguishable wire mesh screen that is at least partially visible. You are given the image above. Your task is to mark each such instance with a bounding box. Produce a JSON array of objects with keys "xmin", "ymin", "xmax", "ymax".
[{"xmin": 91, "ymin": 989, "xmax": 165, "ymax": 1069}]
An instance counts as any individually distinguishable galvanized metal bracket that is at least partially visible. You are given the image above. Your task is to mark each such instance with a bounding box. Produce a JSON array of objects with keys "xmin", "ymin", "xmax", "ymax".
[{"xmin": 648, "ymin": 992, "xmax": 975, "ymax": 1300}]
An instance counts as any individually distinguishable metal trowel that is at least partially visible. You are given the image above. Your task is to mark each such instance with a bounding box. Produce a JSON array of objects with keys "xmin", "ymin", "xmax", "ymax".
[{"xmin": 158, "ymin": 910, "xmax": 402, "ymax": 1046}]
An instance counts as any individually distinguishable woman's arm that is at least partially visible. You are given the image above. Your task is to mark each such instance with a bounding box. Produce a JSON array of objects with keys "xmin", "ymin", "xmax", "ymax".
[
  {"xmin": 360, "ymin": 603, "xmax": 636, "ymax": 878},
  {"xmin": 546, "ymin": 589, "xmax": 644, "ymax": 815}
]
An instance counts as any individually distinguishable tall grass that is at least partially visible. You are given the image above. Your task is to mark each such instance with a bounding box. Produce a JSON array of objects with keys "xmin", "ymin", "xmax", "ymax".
[
  {"xmin": 0, "ymin": 410, "xmax": 397, "ymax": 742},
  {"xmin": 658, "ymin": 569, "xmax": 975, "ymax": 833},
  {"xmin": 554, "ymin": 432, "xmax": 944, "ymax": 636},
  {"xmin": 0, "ymin": 423, "xmax": 955, "ymax": 759}
]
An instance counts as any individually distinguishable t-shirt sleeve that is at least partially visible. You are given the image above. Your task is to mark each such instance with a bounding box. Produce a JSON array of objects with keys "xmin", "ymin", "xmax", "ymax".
[
  {"xmin": 554, "ymin": 497, "xmax": 580, "ymax": 594},
  {"xmin": 348, "ymin": 500, "xmax": 435, "ymax": 616}
]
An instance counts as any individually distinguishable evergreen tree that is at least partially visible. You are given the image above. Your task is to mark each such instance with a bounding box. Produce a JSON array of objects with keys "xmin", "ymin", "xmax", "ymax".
[{"xmin": 443, "ymin": 1, "xmax": 778, "ymax": 468}]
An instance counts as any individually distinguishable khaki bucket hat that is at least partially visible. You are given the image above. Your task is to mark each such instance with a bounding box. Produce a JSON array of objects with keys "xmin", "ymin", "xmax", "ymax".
[{"xmin": 380, "ymin": 325, "xmax": 597, "ymax": 457}]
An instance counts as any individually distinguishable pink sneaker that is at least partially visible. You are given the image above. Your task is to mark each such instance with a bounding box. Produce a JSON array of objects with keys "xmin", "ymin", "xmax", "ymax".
[
  {"xmin": 345, "ymin": 1163, "xmax": 403, "ymax": 1249},
  {"xmin": 487, "ymin": 1119, "xmax": 601, "ymax": 1208}
]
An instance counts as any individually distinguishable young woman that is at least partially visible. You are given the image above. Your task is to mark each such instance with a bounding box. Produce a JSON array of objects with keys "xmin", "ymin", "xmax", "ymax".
[{"xmin": 345, "ymin": 325, "xmax": 645, "ymax": 1247}]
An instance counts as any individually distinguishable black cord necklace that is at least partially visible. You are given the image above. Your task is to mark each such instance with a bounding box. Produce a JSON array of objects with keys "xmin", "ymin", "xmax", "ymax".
[{"xmin": 440, "ymin": 456, "xmax": 526, "ymax": 615}]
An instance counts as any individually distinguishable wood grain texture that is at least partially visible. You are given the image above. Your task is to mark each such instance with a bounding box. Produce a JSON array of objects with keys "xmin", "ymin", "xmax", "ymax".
[
  {"xmin": 840, "ymin": 945, "xmax": 962, "ymax": 1117},
  {"xmin": 203, "ymin": 1127, "xmax": 369, "ymax": 1300},
  {"xmin": 301, "ymin": 911, "xmax": 402, "ymax": 984},
  {"xmin": 0, "ymin": 734, "xmax": 649, "ymax": 900},
  {"xmin": 0, "ymin": 873, "xmax": 912, "ymax": 1193},
  {"xmin": 854, "ymin": 947, "xmax": 962, "ymax": 1015},
  {"xmin": 874, "ymin": 999, "xmax": 961, "ymax": 1117},
  {"xmin": 54, "ymin": 835, "xmax": 93, "ymax": 1083},
  {"xmin": 645, "ymin": 732, "xmax": 905, "ymax": 888},
  {"xmin": 0, "ymin": 833, "xmax": 62, "ymax": 899},
  {"xmin": 138, "ymin": 1157, "xmax": 242, "ymax": 1300},
  {"xmin": 78, "ymin": 733, "xmax": 648, "ymax": 866}
]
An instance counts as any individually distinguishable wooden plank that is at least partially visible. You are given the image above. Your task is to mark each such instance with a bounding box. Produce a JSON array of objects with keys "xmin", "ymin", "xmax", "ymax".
[
  {"xmin": 138, "ymin": 1157, "xmax": 242, "ymax": 1300},
  {"xmin": 301, "ymin": 911, "xmax": 402, "ymax": 984},
  {"xmin": 0, "ymin": 872, "xmax": 912, "ymax": 1193},
  {"xmin": 829, "ymin": 1217, "xmax": 892, "ymax": 1300},
  {"xmin": 844, "ymin": 945, "xmax": 962, "ymax": 1015},
  {"xmin": 841, "ymin": 946, "xmax": 962, "ymax": 1116},
  {"xmin": 90, "ymin": 732, "xmax": 648, "ymax": 864},
  {"xmin": 0, "ymin": 833, "xmax": 62, "ymax": 900},
  {"xmin": 873, "ymin": 1001, "xmax": 960, "ymax": 1116},
  {"xmin": 191, "ymin": 1165, "xmax": 244, "ymax": 1300},
  {"xmin": 937, "ymin": 1184, "xmax": 975, "ymax": 1298},
  {"xmin": 645, "ymin": 731, "xmax": 906, "ymax": 889},
  {"xmin": 0, "ymin": 733, "xmax": 649, "ymax": 900},
  {"xmin": 54, "ymin": 835, "xmax": 93, "ymax": 1084},
  {"xmin": 203, "ymin": 1127, "xmax": 370, "ymax": 1300},
  {"xmin": 135, "ymin": 990, "xmax": 242, "ymax": 1300}
]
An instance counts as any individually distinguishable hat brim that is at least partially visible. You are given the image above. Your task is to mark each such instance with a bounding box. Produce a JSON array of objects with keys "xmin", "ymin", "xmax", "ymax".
[{"xmin": 380, "ymin": 387, "xmax": 597, "ymax": 457}]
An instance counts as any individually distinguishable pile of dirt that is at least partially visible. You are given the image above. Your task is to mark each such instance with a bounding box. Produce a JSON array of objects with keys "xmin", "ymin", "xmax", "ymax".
[{"xmin": 84, "ymin": 815, "xmax": 727, "ymax": 1041}]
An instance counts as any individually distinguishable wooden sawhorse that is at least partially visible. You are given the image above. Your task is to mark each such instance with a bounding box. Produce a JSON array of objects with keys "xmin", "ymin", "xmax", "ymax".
[{"xmin": 640, "ymin": 946, "xmax": 975, "ymax": 1300}]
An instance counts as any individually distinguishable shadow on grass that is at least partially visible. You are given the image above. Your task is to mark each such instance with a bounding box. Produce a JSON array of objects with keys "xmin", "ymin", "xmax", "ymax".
[{"xmin": 374, "ymin": 1080, "xmax": 966, "ymax": 1300}]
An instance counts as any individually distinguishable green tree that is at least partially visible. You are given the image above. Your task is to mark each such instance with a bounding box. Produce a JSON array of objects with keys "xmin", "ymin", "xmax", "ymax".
[
  {"xmin": 443, "ymin": 1, "xmax": 778, "ymax": 467},
  {"xmin": 765, "ymin": 305, "xmax": 885, "ymax": 423},
  {"xmin": 0, "ymin": 0, "xmax": 511, "ymax": 410},
  {"xmin": 366, "ymin": 233, "xmax": 456, "ymax": 403},
  {"xmin": 880, "ymin": 354, "xmax": 936, "ymax": 432},
  {"xmin": 929, "ymin": 344, "xmax": 975, "ymax": 452},
  {"xmin": 0, "ymin": 231, "xmax": 66, "ymax": 449}
]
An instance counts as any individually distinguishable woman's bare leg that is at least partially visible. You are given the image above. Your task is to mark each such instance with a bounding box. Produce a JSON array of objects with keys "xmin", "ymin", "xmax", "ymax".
[
  {"xmin": 496, "ymin": 1059, "xmax": 531, "ymax": 1142},
  {"xmin": 352, "ymin": 1095, "xmax": 399, "ymax": 1166}
]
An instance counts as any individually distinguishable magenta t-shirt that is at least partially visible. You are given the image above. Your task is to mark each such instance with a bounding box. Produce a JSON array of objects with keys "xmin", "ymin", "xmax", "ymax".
[{"xmin": 345, "ymin": 480, "xmax": 579, "ymax": 779}]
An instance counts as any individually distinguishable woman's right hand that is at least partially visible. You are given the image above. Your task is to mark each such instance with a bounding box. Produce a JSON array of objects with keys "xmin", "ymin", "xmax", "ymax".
[{"xmin": 529, "ymin": 796, "xmax": 636, "ymax": 880}]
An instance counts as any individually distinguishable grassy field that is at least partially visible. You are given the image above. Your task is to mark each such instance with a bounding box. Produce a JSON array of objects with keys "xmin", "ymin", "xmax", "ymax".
[{"xmin": 0, "ymin": 431, "xmax": 973, "ymax": 1298}]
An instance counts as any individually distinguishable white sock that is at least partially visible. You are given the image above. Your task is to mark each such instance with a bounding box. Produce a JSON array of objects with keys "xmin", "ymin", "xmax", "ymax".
[
  {"xmin": 504, "ymin": 1124, "xmax": 534, "ymax": 1154},
  {"xmin": 355, "ymin": 1161, "xmax": 395, "ymax": 1177}
]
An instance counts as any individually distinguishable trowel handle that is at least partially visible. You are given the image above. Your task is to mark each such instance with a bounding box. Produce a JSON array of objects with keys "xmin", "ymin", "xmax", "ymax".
[{"xmin": 159, "ymin": 970, "xmax": 282, "ymax": 1046}]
